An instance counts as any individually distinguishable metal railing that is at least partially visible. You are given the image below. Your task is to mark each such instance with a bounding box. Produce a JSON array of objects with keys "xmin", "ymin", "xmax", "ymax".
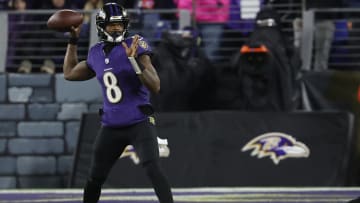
[
  {"xmin": 5, "ymin": 10, "xmax": 91, "ymax": 72},
  {"xmin": 216, "ymin": 1, "xmax": 302, "ymax": 62},
  {"xmin": 1, "ymin": 2, "xmax": 302, "ymax": 72},
  {"xmin": 302, "ymin": 8, "xmax": 360, "ymax": 71},
  {"xmin": 3, "ymin": 9, "xmax": 187, "ymax": 72}
]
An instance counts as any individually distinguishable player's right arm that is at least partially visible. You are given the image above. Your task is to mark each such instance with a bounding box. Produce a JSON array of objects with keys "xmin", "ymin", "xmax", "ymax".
[{"xmin": 63, "ymin": 26, "xmax": 95, "ymax": 81}]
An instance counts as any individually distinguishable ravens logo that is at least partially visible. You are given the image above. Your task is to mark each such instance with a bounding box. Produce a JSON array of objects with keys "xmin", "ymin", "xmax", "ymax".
[{"xmin": 242, "ymin": 132, "xmax": 310, "ymax": 165}]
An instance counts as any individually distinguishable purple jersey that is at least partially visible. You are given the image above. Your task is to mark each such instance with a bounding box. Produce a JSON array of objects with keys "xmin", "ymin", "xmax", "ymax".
[{"xmin": 87, "ymin": 35, "xmax": 152, "ymax": 127}]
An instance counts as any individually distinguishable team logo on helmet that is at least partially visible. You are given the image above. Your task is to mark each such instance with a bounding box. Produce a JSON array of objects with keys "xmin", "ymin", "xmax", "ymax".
[
  {"xmin": 98, "ymin": 10, "xmax": 106, "ymax": 20},
  {"xmin": 242, "ymin": 132, "xmax": 310, "ymax": 165}
]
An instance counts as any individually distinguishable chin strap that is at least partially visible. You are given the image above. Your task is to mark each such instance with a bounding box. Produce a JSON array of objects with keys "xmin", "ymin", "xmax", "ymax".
[{"xmin": 98, "ymin": 25, "xmax": 126, "ymax": 43}]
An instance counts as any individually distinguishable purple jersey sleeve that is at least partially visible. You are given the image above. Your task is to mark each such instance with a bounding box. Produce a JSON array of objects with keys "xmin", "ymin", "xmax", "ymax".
[{"xmin": 124, "ymin": 35, "xmax": 152, "ymax": 56}]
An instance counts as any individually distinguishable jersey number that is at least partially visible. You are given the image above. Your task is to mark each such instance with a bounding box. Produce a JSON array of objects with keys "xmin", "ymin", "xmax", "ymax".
[{"xmin": 103, "ymin": 72, "xmax": 122, "ymax": 103}]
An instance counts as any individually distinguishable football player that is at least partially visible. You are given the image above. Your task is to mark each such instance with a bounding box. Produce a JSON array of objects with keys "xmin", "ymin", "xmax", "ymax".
[{"xmin": 62, "ymin": 2, "xmax": 174, "ymax": 203}]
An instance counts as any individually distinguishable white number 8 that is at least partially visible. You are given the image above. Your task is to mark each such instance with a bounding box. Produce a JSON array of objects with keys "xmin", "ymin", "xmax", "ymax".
[{"xmin": 103, "ymin": 72, "xmax": 122, "ymax": 103}]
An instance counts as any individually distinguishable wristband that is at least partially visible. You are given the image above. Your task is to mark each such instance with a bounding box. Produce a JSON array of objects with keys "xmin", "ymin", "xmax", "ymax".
[
  {"xmin": 128, "ymin": 57, "xmax": 142, "ymax": 75},
  {"xmin": 68, "ymin": 37, "xmax": 79, "ymax": 45}
]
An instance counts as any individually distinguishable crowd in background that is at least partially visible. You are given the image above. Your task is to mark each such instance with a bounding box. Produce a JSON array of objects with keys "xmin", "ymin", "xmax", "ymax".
[
  {"xmin": 3, "ymin": 0, "xmax": 266, "ymax": 72},
  {"xmin": 2, "ymin": 0, "xmax": 360, "ymax": 112},
  {"xmin": 0, "ymin": 0, "xmax": 176, "ymax": 10}
]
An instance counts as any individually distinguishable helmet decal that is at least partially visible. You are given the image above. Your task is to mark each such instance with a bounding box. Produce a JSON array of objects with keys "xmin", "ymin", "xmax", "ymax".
[{"xmin": 98, "ymin": 10, "xmax": 106, "ymax": 20}]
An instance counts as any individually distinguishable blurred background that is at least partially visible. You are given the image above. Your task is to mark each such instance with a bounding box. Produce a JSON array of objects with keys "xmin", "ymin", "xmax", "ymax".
[{"xmin": 0, "ymin": 0, "xmax": 359, "ymax": 192}]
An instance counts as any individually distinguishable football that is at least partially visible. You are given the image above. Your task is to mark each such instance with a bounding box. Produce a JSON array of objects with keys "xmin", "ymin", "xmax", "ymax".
[{"xmin": 47, "ymin": 9, "xmax": 83, "ymax": 32}]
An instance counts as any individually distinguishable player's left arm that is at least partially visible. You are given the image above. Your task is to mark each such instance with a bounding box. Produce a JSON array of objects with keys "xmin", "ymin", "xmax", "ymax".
[
  {"xmin": 137, "ymin": 54, "xmax": 160, "ymax": 94},
  {"xmin": 122, "ymin": 35, "xmax": 160, "ymax": 94}
]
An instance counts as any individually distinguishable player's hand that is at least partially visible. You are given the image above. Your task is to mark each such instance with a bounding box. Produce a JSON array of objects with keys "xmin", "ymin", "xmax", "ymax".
[
  {"xmin": 122, "ymin": 35, "xmax": 139, "ymax": 57},
  {"xmin": 70, "ymin": 25, "xmax": 82, "ymax": 38}
]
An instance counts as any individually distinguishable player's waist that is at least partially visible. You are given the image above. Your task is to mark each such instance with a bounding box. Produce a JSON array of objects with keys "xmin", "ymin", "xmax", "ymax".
[{"xmin": 101, "ymin": 103, "xmax": 154, "ymax": 115}]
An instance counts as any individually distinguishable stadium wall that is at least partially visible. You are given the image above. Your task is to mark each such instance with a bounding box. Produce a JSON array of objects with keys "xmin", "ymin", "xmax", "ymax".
[
  {"xmin": 0, "ymin": 73, "xmax": 102, "ymax": 188},
  {"xmin": 0, "ymin": 71, "xmax": 359, "ymax": 188},
  {"xmin": 72, "ymin": 112, "xmax": 355, "ymax": 187}
]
